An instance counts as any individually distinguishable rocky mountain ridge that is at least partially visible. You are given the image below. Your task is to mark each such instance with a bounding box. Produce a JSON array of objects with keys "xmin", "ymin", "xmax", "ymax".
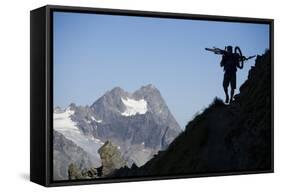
[{"xmin": 113, "ymin": 51, "xmax": 272, "ymax": 177}]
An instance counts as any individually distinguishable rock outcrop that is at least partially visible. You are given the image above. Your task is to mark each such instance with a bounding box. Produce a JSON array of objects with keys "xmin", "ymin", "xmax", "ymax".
[
  {"xmin": 68, "ymin": 140, "xmax": 125, "ymax": 179},
  {"xmin": 98, "ymin": 141, "xmax": 126, "ymax": 176},
  {"xmin": 68, "ymin": 163, "xmax": 83, "ymax": 180}
]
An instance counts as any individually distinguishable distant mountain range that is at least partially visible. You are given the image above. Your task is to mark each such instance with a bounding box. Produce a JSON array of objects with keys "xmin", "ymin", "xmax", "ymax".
[{"xmin": 53, "ymin": 84, "xmax": 182, "ymax": 180}]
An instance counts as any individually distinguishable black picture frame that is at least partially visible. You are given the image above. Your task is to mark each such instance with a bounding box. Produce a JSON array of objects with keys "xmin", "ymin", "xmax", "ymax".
[{"xmin": 30, "ymin": 5, "xmax": 274, "ymax": 187}]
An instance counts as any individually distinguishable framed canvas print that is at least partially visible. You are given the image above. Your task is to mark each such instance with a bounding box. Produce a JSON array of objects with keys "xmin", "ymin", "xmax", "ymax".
[{"xmin": 30, "ymin": 5, "xmax": 274, "ymax": 187}]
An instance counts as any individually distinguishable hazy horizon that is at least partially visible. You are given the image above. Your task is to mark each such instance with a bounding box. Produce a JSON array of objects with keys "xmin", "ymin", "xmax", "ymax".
[{"xmin": 53, "ymin": 11, "xmax": 270, "ymax": 128}]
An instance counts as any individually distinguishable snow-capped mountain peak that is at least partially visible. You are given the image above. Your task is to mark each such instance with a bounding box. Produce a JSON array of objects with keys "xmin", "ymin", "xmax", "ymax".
[{"xmin": 53, "ymin": 84, "xmax": 182, "ymax": 179}]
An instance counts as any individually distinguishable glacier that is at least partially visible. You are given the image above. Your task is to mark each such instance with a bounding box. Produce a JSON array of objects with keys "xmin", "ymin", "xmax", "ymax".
[
  {"xmin": 121, "ymin": 97, "xmax": 148, "ymax": 116},
  {"xmin": 53, "ymin": 108, "xmax": 103, "ymax": 165}
]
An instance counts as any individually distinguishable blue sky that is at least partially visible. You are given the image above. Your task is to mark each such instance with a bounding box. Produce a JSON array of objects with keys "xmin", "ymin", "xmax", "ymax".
[{"xmin": 53, "ymin": 11, "xmax": 269, "ymax": 128}]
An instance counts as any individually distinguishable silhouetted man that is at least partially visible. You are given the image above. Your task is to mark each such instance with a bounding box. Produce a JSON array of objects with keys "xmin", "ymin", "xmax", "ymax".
[{"xmin": 220, "ymin": 46, "xmax": 242, "ymax": 103}]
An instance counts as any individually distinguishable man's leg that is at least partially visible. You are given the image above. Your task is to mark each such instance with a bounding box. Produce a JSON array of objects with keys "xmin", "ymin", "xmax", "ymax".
[
  {"xmin": 230, "ymin": 72, "xmax": 236, "ymax": 103},
  {"xmin": 223, "ymin": 73, "xmax": 229, "ymax": 103},
  {"xmin": 230, "ymin": 88, "xmax": 235, "ymax": 103},
  {"xmin": 224, "ymin": 86, "xmax": 229, "ymax": 103}
]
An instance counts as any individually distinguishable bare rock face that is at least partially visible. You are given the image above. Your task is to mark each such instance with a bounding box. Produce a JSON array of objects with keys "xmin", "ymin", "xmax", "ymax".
[
  {"xmin": 90, "ymin": 84, "xmax": 182, "ymax": 151},
  {"xmin": 98, "ymin": 141, "xmax": 126, "ymax": 176}
]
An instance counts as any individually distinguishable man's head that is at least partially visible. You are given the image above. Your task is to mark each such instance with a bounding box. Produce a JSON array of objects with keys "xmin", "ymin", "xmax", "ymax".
[{"xmin": 226, "ymin": 45, "xmax": 233, "ymax": 53}]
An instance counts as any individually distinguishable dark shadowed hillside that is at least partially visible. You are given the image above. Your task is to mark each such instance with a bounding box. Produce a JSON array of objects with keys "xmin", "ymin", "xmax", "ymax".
[{"xmin": 113, "ymin": 51, "xmax": 272, "ymax": 177}]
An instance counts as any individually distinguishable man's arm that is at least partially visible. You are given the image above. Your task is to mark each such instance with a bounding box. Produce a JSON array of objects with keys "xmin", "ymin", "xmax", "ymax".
[{"xmin": 220, "ymin": 55, "xmax": 225, "ymax": 67}]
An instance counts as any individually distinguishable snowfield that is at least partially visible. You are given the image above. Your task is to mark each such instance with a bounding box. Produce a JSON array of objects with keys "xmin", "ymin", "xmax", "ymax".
[
  {"xmin": 121, "ymin": 97, "xmax": 148, "ymax": 116},
  {"xmin": 53, "ymin": 108, "xmax": 103, "ymax": 164}
]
